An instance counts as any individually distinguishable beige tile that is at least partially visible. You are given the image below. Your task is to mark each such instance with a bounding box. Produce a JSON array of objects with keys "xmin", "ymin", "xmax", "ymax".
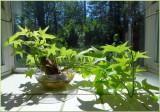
[
  {"xmin": 8, "ymin": 106, "xmax": 23, "ymax": 111},
  {"xmin": 1, "ymin": 74, "xmax": 78, "ymax": 95},
  {"xmin": 62, "ymin": 95, "xmax": 82, "ymax": 111},
  {"xmin": 28, "ymin": 94, "xmax": 67, "ymax": 104},
  {"xmin": 103, "ymin": 103, "xmax": 113, "ymax": 111},
  {"xmin": 101, "ymin": 94, "xmax": 159, "ymax": 111},
  {"xmin": 19, "ymin": 95, "xmax": 63, "ymax": 111},
  {"xmin": 136, "ymin": 72, "xmax": 159, "ymax": 87},
  {"xmin": 19, "ymin": 103, "xmax": 62, "ymax": 111},
  {"xmin": 78, "ymin": 89, "xmax": 95, "ymax": 95},
  {"xmin": 77, "ymin": 94, "xmax": 104, "ymax": 111},
  {"xmin": 62, "ymin": 94, "xmax": 104, "ymax": 111},
  {"xmin": 2, "ymin": 72, "xmax": 159, "ymax": 111},
  {"xmin": 1, "ymin": 74, "xmax": 38, "ymax": 94},
  {"xmin": 1, "ymin": 106, "xmax": 22, "ymax": 112}
]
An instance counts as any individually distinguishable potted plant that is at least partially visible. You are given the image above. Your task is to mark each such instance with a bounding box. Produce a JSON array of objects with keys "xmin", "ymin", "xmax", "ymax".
[{"xmin": 5, "ymin": 26, "xmax": 77, "ymax": 89}]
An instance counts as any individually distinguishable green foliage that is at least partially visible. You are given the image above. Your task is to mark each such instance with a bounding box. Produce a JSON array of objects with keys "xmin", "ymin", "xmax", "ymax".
[
  {"xmin": 25, "ymin": 68, "xmax": 35, "ymax": 78},
  {"xmin": 5, "ymin": 26, "xmax": 78, "ymax": 78},
  {"xmin": 76, "ymin": 42, "xmax": 158, "ymax": 98},
  {"xmin": 101, "ymin": 42, "xmax": 129, "ymax": 54},
  {"xmin": 5, "ymin": 25, "xmax": 157, "ymax": 100}
]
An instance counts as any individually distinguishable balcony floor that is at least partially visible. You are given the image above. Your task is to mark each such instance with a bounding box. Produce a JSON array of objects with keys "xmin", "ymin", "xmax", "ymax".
[{"xmin": 1, "ymin": 72, "xmax": 159, "ymax": 111}]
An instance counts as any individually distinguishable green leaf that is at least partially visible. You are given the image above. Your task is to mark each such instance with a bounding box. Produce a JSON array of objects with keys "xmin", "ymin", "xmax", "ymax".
[
  {"xmin": 41, "ymin": 34, "xmax": 56, "ymax": 39},
  {"xmin": 108, "ymin": 63, "xmax": 121, "ymax": 70},
  {"xmin": 38, "ymin": 27, "xmax": 56, "ymax": 39},
  {"xmin": 135, "ymin": 66, "xmax": 146, "ymax": 72},
  {"xmin": 151, "ymin": 95, "xmax": 158, "ymax": 102},
  {"xmin": 92, "ymin": 67, "xmax": 101, "ymax": 76},
  {"xmin": 135, "ymin": 81, "xmax": 142, "ymax": 89},
  {"xmin": 79, "ymin": 65, "xmax": 92, "ymax": 78},
  {"xmin": 125, "ymin": 81, "xmax": 133, "ymax": 94},
  {"xmin": 15, "ymin": 51, "xmax": 23, "ymax": 58},
  {"xmin": 7, "ymin": 32, "xmax": 25, "ymax": 45},
  {"xmin": 26, "ymin": 54, "xmax": 35, "ymax": 65},
  {"xmin": 4, "ymin": 40, "xmax": 9, "ymax": 47},
  {"xmin": 101, "ymin": 45, "xmax": 117, "ymax": 53},
  {"xmin": 18, "ymin": 25, "xmax": 28, "ymax": 33},
  {"xmin": 42, "ymin": 26, "xmax": 49, "ymax": 33},
  {"xmin": 94, "ymin": 81, "xmax": 104, "ymax": 95},
  {"xmin": 47, "ymin": 44, "xmax": 59, "ymax": 57},
  {"xmin": 101, "ymin": 42, "xmax": 129, "ymax": 53},
  {"xmin": 67, "ymin": 49, "xmax": 74, "ymax": 56},
  {"xmin": 78, "ymin": 46, "xmax": 103, "ymax": 58},
  {"xmin": 33, "ymin": 31, "xmax": 39, "ymax": 40},
  {"xmin": 94, "ymin": 57, "xmax": 106, "ymax": 64},
  {"xmin": 12, "ymin": 40, "xmax": 23, "ymax": 49},
  {"xmin": 25, "ymin": 69, "xmax": 34, "ymax": 78},
  {"xmin": 60, "ymin": 47, "xmax": 67, "ymax": 56},
  {"xmin": 113, "ymin": 56, "xmax": 129, "ymax": 64},
  {"xmin": 134, "ymin": 51, "xmax": 149, "ymax": 61}
]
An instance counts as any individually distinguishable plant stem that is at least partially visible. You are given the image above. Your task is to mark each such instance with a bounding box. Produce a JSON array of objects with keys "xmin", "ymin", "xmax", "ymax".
[
  {"xmin": 122, "ymin": 81, "xmax": 130, "ymax": 96},
  {"xmin": 130, "ymin": 50, "xmax": 135, "ymax": 97}
]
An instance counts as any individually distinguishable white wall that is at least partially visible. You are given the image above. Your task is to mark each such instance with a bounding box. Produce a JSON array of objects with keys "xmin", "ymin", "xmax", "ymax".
[
  {"xmin": 144, "ymin": 2, "xmax": 159, "ymax": 74},
  {"xmin": 1, "ymin": 1, "xmax": 14, "ymax": 75}
]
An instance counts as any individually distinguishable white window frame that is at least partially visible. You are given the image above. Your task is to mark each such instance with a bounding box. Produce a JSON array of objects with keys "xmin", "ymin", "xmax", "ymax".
[{"xmin": 1, "ymin": 1, "xmax": 15, "ymax": 76}]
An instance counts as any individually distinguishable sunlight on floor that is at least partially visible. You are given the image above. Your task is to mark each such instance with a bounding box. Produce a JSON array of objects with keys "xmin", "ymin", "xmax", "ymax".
[{"xmin": 1, "ymin": 72, "xmax": 159, "ymax": 111}]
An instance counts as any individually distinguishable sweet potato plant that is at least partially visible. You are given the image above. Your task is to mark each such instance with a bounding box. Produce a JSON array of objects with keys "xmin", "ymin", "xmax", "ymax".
[
  {"xmin": 5, "ymin": 26, "xmax": 77, "ymax": 77},
  {"xmin": 76, "ymin": 42, "xmax": 158, "ymax": 99}
]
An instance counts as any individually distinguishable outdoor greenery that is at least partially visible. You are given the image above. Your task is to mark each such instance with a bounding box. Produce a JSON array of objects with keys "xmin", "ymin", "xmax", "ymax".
[{"xmin": 15, "ymin": 1, "xmax": 144, "ymax": 49}]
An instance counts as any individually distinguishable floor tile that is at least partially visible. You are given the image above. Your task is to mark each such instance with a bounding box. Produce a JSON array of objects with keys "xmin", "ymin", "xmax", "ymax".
[
  {"xmin": 136, "ymin": 72, "xmax": 159, "ymax": 87},
  {"xmin": 101, "ymin": 94, "xmax": 159, "ymax": 111},
  {"xmin": 62, "ymin": 95, "xmax": 83, "ymax": 111},
  {"xmin": 1, "ymin": 72, "xmax": 159, "ymax": 111},
  {"xmin": 19, "ymin": 103, "xmax": 62, "ymax": 111},
  {"xmin": 1, "ymin": 94, "xmax": 31, "ymax": 111},
  {"xmin": 1, "ymin": 74, "xmax": 78, "ymax": 95},
  {"xmin": 78, "ymin": 89, "xmax": 95, "ymax": 95},
  {"xmin": 1, "ymin": 74, "xmax": 38, "ymax": 94},
  {"xmin": 62, "ymin": 94, "xmax": 104, "ymax": 111},
  {"xmin": 28, "ymin": 94, "xmax": 67, "ymax": 104}
]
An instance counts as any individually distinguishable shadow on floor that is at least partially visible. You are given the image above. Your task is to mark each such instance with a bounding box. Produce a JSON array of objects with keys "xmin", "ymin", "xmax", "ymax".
[
  {"xmin": 1, "ymin": 93, "xmax": 31, "ymax": 110},
  {"xmin": 77, "ymin": 93, "xmax": 159, "ymax": 111},
  {"xmin": 103, "ymin": 93, "xmax": 159, "ymax": 111},
  {"xmin": 77, "ymin": 97, "xmax": 104, "ymax": 111},
  {"xmin": 1, "ymin": 80, "xmax": 94, "ymax": 111},
  {"xmin": 73, "ymin": 77, "xmax": 159, "ymax": 111},
  {"xmin": 2, "ymin": 80, "xmax": 159, "ymax": 111},
  {"xmin": 1, "ymin": 81, "xmax": 78, "ymax": 111}
]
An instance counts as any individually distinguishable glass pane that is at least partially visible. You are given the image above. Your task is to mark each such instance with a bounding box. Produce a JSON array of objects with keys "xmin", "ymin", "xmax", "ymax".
[
  {"xmin": 12, "ymin": 1, "xmax": 147, "ymax": 67},
  {"xmin": 13, "ymin": 1, "xmax": 26, "ymax": 67}
]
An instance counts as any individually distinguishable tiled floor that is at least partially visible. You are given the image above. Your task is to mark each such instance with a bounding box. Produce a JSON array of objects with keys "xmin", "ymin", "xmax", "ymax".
[{"xmin": 1, "ymin": 72, "xmax": 159, "ymax": 111}]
